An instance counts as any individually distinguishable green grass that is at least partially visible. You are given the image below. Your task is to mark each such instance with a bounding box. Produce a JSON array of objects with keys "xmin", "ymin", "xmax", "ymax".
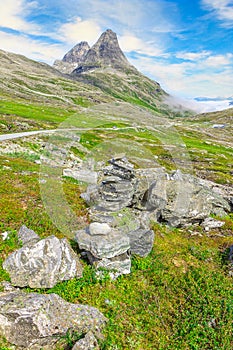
[
  {"xmin": 0, "ymin": 99, "xmax": 75, "ymax": 125},
  {"xmin": 0, "ymin": 113, "xmax": 233, "ymax": 350}
]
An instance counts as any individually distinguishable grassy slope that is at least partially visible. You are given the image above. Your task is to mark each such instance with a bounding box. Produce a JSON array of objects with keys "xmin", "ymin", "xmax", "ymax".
[{"xmin": 0, "ymin": 52, "xmax": 233, "ymax": 349}]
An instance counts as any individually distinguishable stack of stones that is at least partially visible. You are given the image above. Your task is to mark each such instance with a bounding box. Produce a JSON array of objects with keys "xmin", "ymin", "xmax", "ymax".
[{"xmin": 75, "ymin": 156, "xmax": 232, "ymax": 278}]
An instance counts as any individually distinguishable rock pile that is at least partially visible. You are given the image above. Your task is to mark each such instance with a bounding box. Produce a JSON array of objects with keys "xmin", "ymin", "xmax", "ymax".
[
  {"xmin": 82, "ymin": 157, "xmax": 231, "ymax": 227},
  {"xmin": 75, "ymin": 156, "xmax": 232, "ymax": 277}
]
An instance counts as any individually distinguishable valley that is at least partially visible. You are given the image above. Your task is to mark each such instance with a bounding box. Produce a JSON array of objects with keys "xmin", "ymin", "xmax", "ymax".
[{"xmin": 0, "ymin": 29, "xmax": 232, "ymax": 350}]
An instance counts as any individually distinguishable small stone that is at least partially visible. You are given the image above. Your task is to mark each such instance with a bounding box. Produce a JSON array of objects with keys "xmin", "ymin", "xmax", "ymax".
[
  {"xmin": 201, "ymin": 217, "xmax": 225, "ymax": 231},
  {"xmin": 72, "ymin": 331, "xmax": 100, "ymax": 350},
  {"xmin": 89, "ymin": 222, "xmax": 111, "ymax": 236}
]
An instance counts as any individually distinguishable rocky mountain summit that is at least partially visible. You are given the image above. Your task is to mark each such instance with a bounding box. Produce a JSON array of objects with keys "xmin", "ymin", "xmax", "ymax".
[
  {"xmin": 53, "ymin": 29, "xmax": 134, "ymax": 74},
  {"xmin": 74, "ymin": 29, "xmax": 133, "ymax": 73},
  {"xmin": 53, "ymin": 41, "xmax": 90, "ymax": 74}
]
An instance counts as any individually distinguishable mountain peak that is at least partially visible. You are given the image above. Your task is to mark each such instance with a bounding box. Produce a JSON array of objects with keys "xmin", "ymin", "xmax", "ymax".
[
  {"xmin": 73, "ymin": 29, "xmax": 132, "ymax": 73},
  {"xmin": 62, "ymin": 41, "xmax": 90, "ymax": 63},
  {"xmin": 53, "ymin": 29, "xmax": 133, "ymax": 74}
]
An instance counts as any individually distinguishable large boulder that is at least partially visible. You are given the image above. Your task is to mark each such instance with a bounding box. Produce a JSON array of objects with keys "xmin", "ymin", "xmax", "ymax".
[
  {"xmin": 3, "ymin": 234, "xmax": 83, "ymax": 288},
  {"xmin": 159, "ymin": 172, "xmax": 231, "ymax": 227},
  {"xmin": 0, "ymin": 290, "xmax": 107, "ymax": 349}
]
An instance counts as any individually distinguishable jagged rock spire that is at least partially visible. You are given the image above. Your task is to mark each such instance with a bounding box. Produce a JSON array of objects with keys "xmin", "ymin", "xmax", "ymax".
[
  {"xmin": 54, "ymin": 29, "xmax": 132, "ymax": 74},
  {"xmin": 81, "ymin": 29, "xmax": 130, "ymax": 67},
  {"xmin": 62, "ymin": 41, "xmax": 90, "ymax": 63}
]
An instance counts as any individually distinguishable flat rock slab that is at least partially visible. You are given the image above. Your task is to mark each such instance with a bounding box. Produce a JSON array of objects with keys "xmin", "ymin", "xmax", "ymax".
[
  {"xmin": 3, "ymin": 235, "xmax": 83, "ymax": 288},
  {"xmin": 0, "ymin": 291, "xmax": 107, "ymax": 349},
  {"xmin": 75, "ymin": 228, "xmax": 130, "ymax": 259}
]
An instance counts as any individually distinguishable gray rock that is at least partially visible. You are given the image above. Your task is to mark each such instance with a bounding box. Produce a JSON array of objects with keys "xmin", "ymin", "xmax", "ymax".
[
  {"xmin": 0, "ymin": 291, "xmax": 107, "ymax": 349},
  {"xmin": 75, "ymin": 228, "xmax": 130, "ymax": 259},
  {"xmin": 87, "ymin": 251, "xmax": 131, "ymax": 279},
  {"xmin": 99, "ymin": 176, "xmax": 135, "ymax": 211},
  {"xmin": 72, "ymin": 331, "xmax": 99, "ymax": 350},
  {"xmin": 201, "ymin": 217, "xmax": 225, "ymax": 231},
  {"xmin": 104, "ymin": 157, "xmax": 135, "ymax": 180},
  {"xmin": 73, "ymin": 29, "xmax": 132, "ymax": 74},
  {"xmin": 89, "ymin": 222, "xmax": 111, "ymax": 236},
  {"xmin": 17, "ymin": 225, "xmax": 40, "ymax": 245},
  {"xmin": 82, "ymin": 160, "xmax": 231, "ymax": 229},
  {"xmin": 3, "ymin": 236, "xmax": 83, "ymax": 288},
  {"xmin": 88, "ymin": 208, "xmax": 117, "ymax": 226},
  {"xmin": 1, "ymin": 281, "xmax": 19, "ymax": 292},
  {"xmin": 75, "ymin": 224, "xmax": 131, "ymax": 278},
  {"xmin": 81, "ymin": 184, "xmax": 100, "ymax": 205},
  {"xmin": 127, "ymin": 229, "xmax": 155, "ymax": 257},
  {"xmin": 160, "ymin": 175, "xmax": 231, "ymax": 227},
  {"xmin": 142, "ymin": 180, "xmax": 167, "ymax": 211}
]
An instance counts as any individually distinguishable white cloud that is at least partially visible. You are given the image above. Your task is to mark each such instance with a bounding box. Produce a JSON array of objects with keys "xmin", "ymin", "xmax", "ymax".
[
  {"xmin": 0, "ymin": 31, "xmax": 65, "ymax": 63},
  {"xmin": 176, "ymin": 51, "xmax": 233, "ymax": 67},
  {"xmin": 0, "ymin": 0, "xmax": 39, "ymax": 32},
  {"xmin": 204, "ymin": 53, "xmax": 233, "ymax": 67},
  {"xmin": 129, "ymin": 53, "xmax": 233, "ymax": 98},
  {"xmin": 202, "ymin": 0, "xmax": 233, "ymax": 25},
  {"xmin": 58, "ymin": 17, "xmax": 102, "ymax": 45},
  {"xmin": 119, "ymin": 35, "xmax": 165, "ymax": 57},
  {"xmin": 176, "ymin": 51, "xmax": 211, "ymax": 61}
]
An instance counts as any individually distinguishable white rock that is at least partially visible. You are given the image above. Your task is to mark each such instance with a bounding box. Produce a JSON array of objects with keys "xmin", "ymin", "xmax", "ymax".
[
  {"xmin": 202, "ymin": 217, "xmax": 225, "ymax": 231},
  {"xmin": 89, "ymin": 222, "xmax": 111, "ymax": 236}
]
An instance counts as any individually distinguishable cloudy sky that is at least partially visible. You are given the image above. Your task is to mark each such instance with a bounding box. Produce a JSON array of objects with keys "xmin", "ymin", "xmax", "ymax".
[{"xmin": 0, "ymin": 0, "xmax": 232, "ymax": 100}]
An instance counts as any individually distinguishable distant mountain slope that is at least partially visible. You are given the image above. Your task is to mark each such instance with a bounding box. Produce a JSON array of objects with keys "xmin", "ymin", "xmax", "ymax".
[
  {"xmin": 0, "ymin": 29, "xmax": 192, "ymax": 123},
  {"xmin": 0, "ymin": 49, "xmax": 113, "ymax": 107}
]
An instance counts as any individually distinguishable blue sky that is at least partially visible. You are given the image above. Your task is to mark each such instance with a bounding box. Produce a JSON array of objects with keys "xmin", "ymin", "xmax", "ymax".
[{"xmin": 0, "ymin": 0, "xmax": 232, "ymax": 99}]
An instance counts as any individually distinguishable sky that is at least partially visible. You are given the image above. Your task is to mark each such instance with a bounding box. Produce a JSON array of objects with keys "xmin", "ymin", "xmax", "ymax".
[{"xmin": 0, "ymin": 0, "xmax": 232, "ymax": 102}]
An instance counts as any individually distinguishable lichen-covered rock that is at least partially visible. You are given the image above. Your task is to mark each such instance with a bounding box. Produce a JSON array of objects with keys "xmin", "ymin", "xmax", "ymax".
[
  {"xmin": 160, "ymin": 175, "xmax": 231, "ymax": 227},
  {"xmin": 0, "ymin": 291, "xmax": 107, "ymax": 349},
  {"xmin": 3, "ymin": 235, "xmax": 83, "ymax": 288}
]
